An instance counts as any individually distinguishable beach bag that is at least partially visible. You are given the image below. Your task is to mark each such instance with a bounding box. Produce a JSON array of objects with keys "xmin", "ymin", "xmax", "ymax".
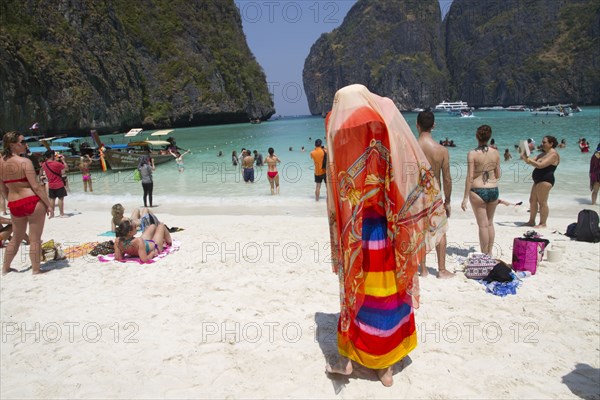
[
  {"xmin": 465, "ymin": 253, "xmax": 497, "ymax": 279},
  {"xmin": 133, "ymin": 169, "xmax": 142, "ymax": 182},
  {"xmin": 41, "ymin": 240, "xmax": 66, "ymax": 261},
  {"xmin": 512, "ymin": 234, "xmax": 549, "ymax": 275},
  {"xmin": 574, "ymin": 209, "xmax": 600, "ymax": 243}
]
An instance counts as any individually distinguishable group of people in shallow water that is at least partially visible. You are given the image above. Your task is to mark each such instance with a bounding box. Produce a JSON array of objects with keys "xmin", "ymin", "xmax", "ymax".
[{"xmin": 231, "ymin": 148, "xmax": 282, "ymax": 195}]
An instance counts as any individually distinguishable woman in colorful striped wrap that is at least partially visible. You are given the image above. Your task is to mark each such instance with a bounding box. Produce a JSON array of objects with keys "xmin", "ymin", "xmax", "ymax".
[{"xmin": 324, "ymin": 85, "xmax": 447, "ymax": 386}]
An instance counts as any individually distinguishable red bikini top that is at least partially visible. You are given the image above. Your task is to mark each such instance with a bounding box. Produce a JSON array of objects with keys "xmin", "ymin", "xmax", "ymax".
[{"xmin": 3, "ymin": 177, "xmax": 28, "ymax": 184}]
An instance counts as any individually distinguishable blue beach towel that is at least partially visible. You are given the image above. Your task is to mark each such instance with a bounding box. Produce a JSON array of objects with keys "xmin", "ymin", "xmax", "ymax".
[
  {"xmin": 98, "ymin": 231, "xmax": 116, "ymax": 237},
  {"xmin": 481, "ymin": 272, "xmax": 522, "ymax": 297}
]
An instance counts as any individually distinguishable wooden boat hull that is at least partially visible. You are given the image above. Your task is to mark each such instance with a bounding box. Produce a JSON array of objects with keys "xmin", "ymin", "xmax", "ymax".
[{"xmin": 103, "ymin": 150, "xmax": 174, "ymax": 170}]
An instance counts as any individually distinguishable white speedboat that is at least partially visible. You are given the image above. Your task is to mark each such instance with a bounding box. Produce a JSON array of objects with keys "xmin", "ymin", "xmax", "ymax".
[
  {"xmin": 434, "ymin": 100, "xmax": 470, "ymax": 112},
  {"xmin": 530, "ymin": 105, "xmax": 571, "ymax": 117},
  {"xmin": 506, "ymin": 105, "xmax": 530, "ymax": 112}
]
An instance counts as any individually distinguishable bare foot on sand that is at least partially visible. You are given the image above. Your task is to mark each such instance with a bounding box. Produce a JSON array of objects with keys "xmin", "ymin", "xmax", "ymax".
[
  {"xmin": 2, "ymin": 267, "xmax": 18, "ymax": 275},
  {"xmin": 325, "ymin": 359, "xmax": 353, "ymax": 376},
  {"xmin": 534, "ymin": 224, "xmax": 547, "ymax": 229},
  {"xmin": 32, "ymin": 269, "xmax": 49, "ymax": 275},
  {"xmin": 377, "ymin": 367, "xmax": 394, "ymax": 387},
  {"xmin": 419, "ymin": 266, "xmax": 429, "ymax": 277},
  {"xmin": 437, "ymin": 269, "xmax": 455, "ymax": 279},
  {"xmin": 519, "ymin": 221, "xmax": 536, "ymax": 227}
]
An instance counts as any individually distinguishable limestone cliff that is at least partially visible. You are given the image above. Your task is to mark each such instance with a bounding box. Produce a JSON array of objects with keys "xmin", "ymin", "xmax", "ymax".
[
  {"xmin": 303, "ymin": 0, "xmax": 448, "ymax": 115},
  {"xmin": 303, "ymin": 0, "xmax": 599, "ymax": 113},
  {"xmin": 0, "ymin": 0, "xmax": 274, "ymax": 134},
  {"xmin": 444, "ymin": 0, "xmax": 600, "ymax": 106}
]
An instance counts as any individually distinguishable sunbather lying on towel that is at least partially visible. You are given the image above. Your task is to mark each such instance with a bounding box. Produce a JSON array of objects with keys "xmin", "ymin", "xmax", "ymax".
[
  {"xmin": 114, "ymin": 219, "xmax": 172, "ymax": 263},
  {"xmin": 111, "ymin": 203, "xmax": 159, "ymax": 233}
]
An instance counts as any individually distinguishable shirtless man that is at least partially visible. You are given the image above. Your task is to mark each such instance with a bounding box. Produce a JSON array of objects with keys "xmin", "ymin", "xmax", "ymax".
[
  {"xmin": 416, "ymin": 111, "xmax": 454, "ymax": 279},
  {"xmin": 242, "ymin": 150, "xmax": 255, "ymax": 183}
]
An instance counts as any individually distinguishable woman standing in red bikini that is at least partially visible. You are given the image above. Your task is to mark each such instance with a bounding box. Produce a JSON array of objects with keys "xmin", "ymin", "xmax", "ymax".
[
  {"xmin": 264, "ymin": 147, "xmax": 281, "ymax": 195},
  {"xmin": 0, "ymin": 131, "xmax": 52, "ymax": 275}
]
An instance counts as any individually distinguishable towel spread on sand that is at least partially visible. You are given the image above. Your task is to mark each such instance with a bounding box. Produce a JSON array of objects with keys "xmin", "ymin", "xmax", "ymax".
[
  {"xmin": 98, "ymin": 231, "xmax": 116, "ymax": 237},
  {"xmin": 481, "ymin": 272, "xmax": 522, "ymax": 297},
  {"xmin": 64, "ymin": 242, "xmax": 99, "ymax": 259},
  {"xmin": 97, "ymin": 240, "xmax": 180, "ymax": 264}
]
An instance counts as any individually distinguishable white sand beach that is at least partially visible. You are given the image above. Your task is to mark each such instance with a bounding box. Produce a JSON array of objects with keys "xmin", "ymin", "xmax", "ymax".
[{"xmin": 1, "ymin": 201, "xmax": 599, "ymax": 399}]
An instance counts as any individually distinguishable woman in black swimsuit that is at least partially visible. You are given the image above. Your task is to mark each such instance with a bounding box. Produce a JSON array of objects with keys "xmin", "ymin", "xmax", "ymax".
[{"xmin": 521, "ymin": 136, "xmax": 560, "ymax": 228}]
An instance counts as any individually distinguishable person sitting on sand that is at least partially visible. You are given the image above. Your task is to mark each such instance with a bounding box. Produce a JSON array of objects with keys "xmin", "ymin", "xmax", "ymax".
[
  {"xmin": 111, "ymin": 203, "xmax": 159, "ymax": 233},
  {"xmin": 114, "ymin": 220, "xmax": 172, "ymax": 263},
  {"xmin": 0, "ymin": 215, "xmax": 30, "ymax": 246}
]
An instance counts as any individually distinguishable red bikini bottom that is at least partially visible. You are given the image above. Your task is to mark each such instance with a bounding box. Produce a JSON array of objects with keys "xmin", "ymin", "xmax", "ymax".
[{"xmin": 7, "ymin": 195, "xmax": 41, "ymax": 218}]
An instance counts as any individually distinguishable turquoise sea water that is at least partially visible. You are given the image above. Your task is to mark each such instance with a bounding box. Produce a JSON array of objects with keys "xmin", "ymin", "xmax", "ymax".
[{"xmin": 68, "ymin": 108, "xmax": 600, "ymax": 211}]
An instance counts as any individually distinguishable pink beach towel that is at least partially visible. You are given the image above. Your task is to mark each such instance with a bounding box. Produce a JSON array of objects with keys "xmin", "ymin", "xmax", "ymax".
[{"xmin": 98, "ymin": 240, "xmax": 181, "ymax": 264}]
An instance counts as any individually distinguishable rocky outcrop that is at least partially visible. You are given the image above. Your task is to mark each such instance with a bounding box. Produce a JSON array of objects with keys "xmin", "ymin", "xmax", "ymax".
[
  {"xmin": 303, "ymin": 0, "xmax": 599, "ymax": 113},
  {"xmin": 303, "ymin": 0, "xmax": 449, "ymax": 115},
  {"xmin": 0, "ymin": 0, "xmax": 274, "ymax": 134},
  {"xmin": 444, "ymin": 0, "xmax": 600, "ymax": 106}
]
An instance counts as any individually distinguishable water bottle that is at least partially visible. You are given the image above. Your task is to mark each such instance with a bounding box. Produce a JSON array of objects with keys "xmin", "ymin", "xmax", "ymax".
[{"xmin": 515, "ymin": 270, "xmax": 531, "ymax": 278}]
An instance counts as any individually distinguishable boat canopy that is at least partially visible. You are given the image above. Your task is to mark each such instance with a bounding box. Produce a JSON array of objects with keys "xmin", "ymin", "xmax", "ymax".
[
  {"xmin": 28, "ymin": 145, "xmax": 70, "ymax": 153},
  {"xmin": 124, "ymin": 128, "xmax": 144, "ymax": 137},
  {"xmin": 128, "ymin": 140, "xmax": 170, "ymax": 146},
  {"xmin": 150, "ymin": 129, "xmax": 174, "ymax": 136},
  {"xmin": 53, "ymin": 137, "xmax": 82, "ymax": 143},
  {"xmin": 106, "ymin": 144, "xmax": 130, "ymax": 150},
  {"xmin": 22, "ymin": 136, "xmax": 44, "ymax": 142}
]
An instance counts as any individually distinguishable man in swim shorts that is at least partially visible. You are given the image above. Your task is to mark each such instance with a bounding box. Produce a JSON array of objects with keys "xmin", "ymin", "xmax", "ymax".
[
  {"xmin": 241, "ymin": 150, "xmax": 255, "ymax": 183},
  {"xmin": 416, "ymin": 111, "xmax": 454, "ymax": 279}
]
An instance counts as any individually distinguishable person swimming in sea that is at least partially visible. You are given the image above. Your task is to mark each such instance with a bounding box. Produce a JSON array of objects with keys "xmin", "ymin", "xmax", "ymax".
[{"xmin": 170, "ymin": 149, "xmax": 191, "ymax": 172}]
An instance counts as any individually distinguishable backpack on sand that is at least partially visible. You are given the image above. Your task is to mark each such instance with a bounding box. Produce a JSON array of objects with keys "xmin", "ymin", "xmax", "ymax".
[{"xmin": 574, "ymin": 209, "xmax": 600, "ymax": 243}]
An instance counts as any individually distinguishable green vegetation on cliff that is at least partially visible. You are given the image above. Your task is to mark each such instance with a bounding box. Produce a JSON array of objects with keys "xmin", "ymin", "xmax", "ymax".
[{"xmin": 0, "ymin": 0, "xmax": 274, "ymax": 134}]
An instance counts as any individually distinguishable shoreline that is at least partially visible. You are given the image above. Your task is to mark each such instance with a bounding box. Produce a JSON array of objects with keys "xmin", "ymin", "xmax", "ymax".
[{"xmin": 64, "ymin": 192, "xmax": 599, "ymax": 221}]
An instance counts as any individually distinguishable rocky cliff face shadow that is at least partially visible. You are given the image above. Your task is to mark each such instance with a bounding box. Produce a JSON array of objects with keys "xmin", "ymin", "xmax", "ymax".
[
  {"xmin": 314, "ymin": 311, "xmax": 412, "ymax": 393},
  {"xmin": 562, "ymin": 363, "xmax": 600, "ymax": 400}
]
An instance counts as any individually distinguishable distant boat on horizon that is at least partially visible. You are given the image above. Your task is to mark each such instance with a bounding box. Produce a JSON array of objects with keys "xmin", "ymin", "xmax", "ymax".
[
  {"xmin": 531, "ymin": 105, "xmax": 571, "ymax": 117},
  {"xmin": 434, "ymin": 100, "xmax": 470, "ymax": 112}
]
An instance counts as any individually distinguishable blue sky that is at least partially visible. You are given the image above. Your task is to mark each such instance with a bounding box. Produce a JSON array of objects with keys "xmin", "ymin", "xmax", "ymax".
[{"xmin": 236, "ymin": 1, "xmax": 453, "ymax": 116}]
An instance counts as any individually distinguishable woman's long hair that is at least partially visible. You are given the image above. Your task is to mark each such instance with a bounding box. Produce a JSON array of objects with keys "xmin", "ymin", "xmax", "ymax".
[
  {"xmin": 2, "ymin": 131, "xmax": 20, "ymax": 160},
  {"xmin": 115, "ymin": 219, "xmax": 134, "ymax": 239}
]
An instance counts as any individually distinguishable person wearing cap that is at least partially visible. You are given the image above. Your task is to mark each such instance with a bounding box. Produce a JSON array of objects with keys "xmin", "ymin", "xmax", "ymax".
[
  {"xmin": 41, "ymin": 150, "xmax": 68, "ymax": 218},
  {"xmin": 310, "ymin": 139, "xmax": 327, "ymax": 201}
]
